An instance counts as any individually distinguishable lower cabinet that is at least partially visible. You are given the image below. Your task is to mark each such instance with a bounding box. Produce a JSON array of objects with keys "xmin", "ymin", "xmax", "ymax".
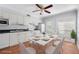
[
  {"xmin": 18, "ymin": 32, "xmax": 27, "ymax": 43},
  {"xmin": 10, "ymin": 32, "xmax": 28, "ymax": 46},
  {"xmin": 10, "ymin": 33, "xmax": 19, "ymax": 46},
  {"xmin": 0, "ymin": 31, "xmax": 28, "ymax": 49},
  {"xmin": 0, "ymin": 33, "xmax": 9, "ymax": 49}
]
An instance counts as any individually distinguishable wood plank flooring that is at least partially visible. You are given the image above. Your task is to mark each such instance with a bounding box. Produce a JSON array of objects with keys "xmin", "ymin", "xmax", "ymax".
[
  {"xmin": 0, "ymin": 41, "xmax": 79, "ymax": 54},
  {"xmin": 62, "ymin": 41, "xmax": 79, "ymax": 54}
]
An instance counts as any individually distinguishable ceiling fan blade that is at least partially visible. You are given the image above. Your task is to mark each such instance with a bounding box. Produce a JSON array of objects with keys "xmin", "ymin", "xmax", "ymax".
[
  {"xmin": 44, "ymin": 4, "xmax": 53, "ymax": 9},
  {"xmin": 44, "ymin": 10, "xmax": 51, "ymax": 14},
  {"xmin": 32, "ymin": 10, "xmax": 40, "ymax": 12},
  {"xmin": 36, "ymin": 4, "xmax": 42, "ymax": 9}
]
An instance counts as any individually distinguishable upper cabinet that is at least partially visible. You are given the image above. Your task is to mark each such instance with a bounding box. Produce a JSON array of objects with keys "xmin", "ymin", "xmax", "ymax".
[
  {"xmin": 17, "ymin": 15, "xmax": 24, "ymax": 25},
  {"xmin": 2, "ymin": 9, "xmax": 10, "ymax": 19},
  {"xmin": 0, "ymin": 7, "xmax": 25, "ymax": 25},
  {"xmin": 9, "ymin": 14, "xmax": 18, "ymax": 25}
]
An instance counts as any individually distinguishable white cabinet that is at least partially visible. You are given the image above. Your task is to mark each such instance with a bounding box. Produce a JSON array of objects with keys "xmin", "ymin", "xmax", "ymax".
[
  {"xmin": 0, "ymin": 8, "xmax": 2, "ymax": 17},
  {"xmin": 10, "ymin": 32, "xmax": 28, "ymax": 46},
  {"xmin": 9, "ymin": 14, "xmax": 18, "ymax": 25},
  {"xmin": 2, "ymin": 10, "xmax": 10, "ymax": 19},
  {"xmin": 10, "ymin": 33, "xmax": 18, "ymax": 46},
  {"xmin": 0, "ymin": 31, "xmax": 28, "ymax": 49},
  {"xmin": 18, "ymin": 16, "xmax": 24, "ymax": 24},
  {"xmin": 0, "ymin": 33, "xmax": 9, "ymax": 49},
  {"xmin": 9, "ymin": 14, "xmax": 24, "ymax": 25},
  {"xmin": 18, "ymin": 32, "xmax": 27, "ymax": 43},
  {"xmin": 0, "ymin": 7, "xmax": 26, "ymax": 25}
]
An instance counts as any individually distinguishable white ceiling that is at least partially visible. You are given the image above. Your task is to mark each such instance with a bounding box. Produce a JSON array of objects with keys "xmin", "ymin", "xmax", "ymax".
[{"xmin": 0, "ymin": 4, "xmax": 78, "ymax": 18}]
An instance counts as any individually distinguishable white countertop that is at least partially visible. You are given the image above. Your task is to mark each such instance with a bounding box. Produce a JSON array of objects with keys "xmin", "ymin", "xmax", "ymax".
[{"xmin": 0, "ymin": 25, "xmax": 27, "ymax": 30}]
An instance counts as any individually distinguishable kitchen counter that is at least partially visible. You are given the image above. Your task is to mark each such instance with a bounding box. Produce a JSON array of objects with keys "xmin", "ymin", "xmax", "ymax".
[
  {"xmin": 0, "ymin": 25, "xmax": 27, "ymax": 30},
  {"xmin": 0, "ymin": 25, "xmax": 29, "ymax": 34},
  {"xmin": 0, "ymin": 29, "xmax": 29, "ymax": 34}
]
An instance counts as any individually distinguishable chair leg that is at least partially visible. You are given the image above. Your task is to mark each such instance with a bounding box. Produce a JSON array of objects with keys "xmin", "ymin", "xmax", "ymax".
[{"xmin": 61, "ymin": 47, "xmax": 63, "ymax": 54}]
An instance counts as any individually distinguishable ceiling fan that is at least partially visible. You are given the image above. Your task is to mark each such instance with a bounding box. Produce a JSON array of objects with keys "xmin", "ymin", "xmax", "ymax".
[{"xmin": 32, "ymin": 4, "xmax": 53, "ymax": 15}]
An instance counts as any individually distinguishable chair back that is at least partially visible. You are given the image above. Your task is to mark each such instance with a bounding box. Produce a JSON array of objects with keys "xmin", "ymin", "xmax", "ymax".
[
  {"xmin": 45, "ymin": 46, "xmax": 56, "ymax": 54},
  {"xmin": 19, "ymin": 43, "xmax": 28, "ymax": 54},
  {"xmin": 53, "ymin": 38, "xmax": 64, "ymax": 54},
  {"xmin": 19, "ymin": 43, "xmax": 36, "ymax": 54},
  {"xmin": 45, "ymin": 39, "xmax": 64, "ymax": 54}
]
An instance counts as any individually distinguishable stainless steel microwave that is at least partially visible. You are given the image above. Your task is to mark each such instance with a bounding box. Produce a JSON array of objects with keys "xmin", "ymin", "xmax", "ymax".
[{"xmin": 0, "ymin": 18, "xmax": 9, "ymax": 25}]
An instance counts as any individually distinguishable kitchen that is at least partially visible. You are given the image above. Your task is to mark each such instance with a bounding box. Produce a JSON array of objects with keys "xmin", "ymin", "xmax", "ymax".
[{"xmin": 0, "ymin": 4, "xmax": 79, "ymax": 54}]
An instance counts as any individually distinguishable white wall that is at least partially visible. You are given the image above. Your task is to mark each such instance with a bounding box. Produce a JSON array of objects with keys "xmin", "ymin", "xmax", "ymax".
[
  {"xmin": 42, "ymin": 10, "xmax": 76, "ymax": 40},
  {"xmin": 42, "ymin": 16, "xmax": 57, "ymax": 35},
  {"xmin": 77, "ymin": 8, "xmax": 79, "ymax": 48}
]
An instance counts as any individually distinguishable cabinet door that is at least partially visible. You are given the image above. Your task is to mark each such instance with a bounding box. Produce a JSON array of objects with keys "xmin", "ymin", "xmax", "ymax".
[
  {"xmin": 9, "ymin": 14, "xmax": 18, "ymax": 25},
  {"xmin": 2, "ymin": 10, "xmax": 9, "ymax": 19},
  {"xmin": 10, "ymin": 33, "xmax": 18, "ymax": 46},
  {"xmin": 18, "ymin": 32, "xmax": 29, "ymax": 43},
  {"xmin": 0, "ymin": 33, "xmax": 9, "ymax": 49},
  {"xmin": 18, "ymin": 16, "xmax": 24, "ymax": 24},
  {"xmin": 18, "ymin": 32, "xmax": 26, "ymax": 43},
  {"xmin": 0, "ymin": 8, "xmax": 2, "ymax": 17},
  {"xmin": 22, "ymin": 32, "xmax": 29, "ymax": 42}
]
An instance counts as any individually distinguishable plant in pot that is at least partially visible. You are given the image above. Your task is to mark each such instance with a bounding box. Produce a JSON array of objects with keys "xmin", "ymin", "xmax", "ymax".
[{"xmin": 71, "ymin": 30, "xmax": 77, "ymax": 44}]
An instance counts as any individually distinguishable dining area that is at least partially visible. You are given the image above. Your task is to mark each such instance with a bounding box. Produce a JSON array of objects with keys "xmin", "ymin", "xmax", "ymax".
[
  {"xmin": 18, "ymin": 34, "xmax": 64, "ymax": 54},
  {"xmin": 19, "ymin": 33, "xmax": 79, "ymax": 54}
]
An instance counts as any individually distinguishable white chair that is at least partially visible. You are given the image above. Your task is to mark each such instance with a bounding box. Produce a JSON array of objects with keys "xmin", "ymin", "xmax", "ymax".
[
  {"xmin": 45, "ymin": 46, "xmax": 56, "ymax": 54},
  {"xmin": 64, "ymin": 38, "xmax": 75, "ymax": 43},
  {"xmin": 19, "ymin": 43, "xmax": 36, "ymax": 54},
  {"xmin": 53, "ymin": 39, "xmax": 64, "ymax": 54},
  {"xmin": 45, "ymin": 45, "xmax": 61, "ymax": 54},
  {"xmin": 53, "ymin": 40, "xmax": 61, "ymax": 46},
  {"xmin": 45, "ymin": 39, "xmax": 64, "ymax": 54}
]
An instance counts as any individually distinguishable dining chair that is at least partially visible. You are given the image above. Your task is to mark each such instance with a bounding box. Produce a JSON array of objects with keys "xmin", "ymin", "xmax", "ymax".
[
  {"xmin": 45, "ymin": 46, "xmax": 56, "ymax": 54},
  {"xmin": 53, "ymin": 39, "xmax": 64, "ymax": 54},
  {"xmin": 45, "ymin": 38, "xmax": 64, "ymax": 54},
  {"xmin": 19, "ymin": 43, "xmax": 36, "ymax": 54}
]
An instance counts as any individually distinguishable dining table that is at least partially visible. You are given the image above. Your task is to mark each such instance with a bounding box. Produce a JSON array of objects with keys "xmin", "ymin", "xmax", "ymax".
[{"xmin": 29, "ymin": 35, "xmax": 58, "ymax": 53}]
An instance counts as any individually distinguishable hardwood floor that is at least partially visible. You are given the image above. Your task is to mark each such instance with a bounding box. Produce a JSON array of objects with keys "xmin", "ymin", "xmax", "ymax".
[
  {"xmin": 62, "ymin": 41, "xmax": 79, "ymax": 54},
  {"xmin": 0, "ymin": 41, "xmax": 79, "ymax": 54}
]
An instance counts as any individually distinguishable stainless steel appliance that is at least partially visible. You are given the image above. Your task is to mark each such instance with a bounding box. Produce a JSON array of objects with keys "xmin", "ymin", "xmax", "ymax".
[{"xmin": 0, "ymin": 17, "xmax": 9, "ymax": 25}]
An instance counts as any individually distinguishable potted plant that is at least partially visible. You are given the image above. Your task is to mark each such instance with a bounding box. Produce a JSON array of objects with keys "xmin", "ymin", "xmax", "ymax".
[{"xmin": 71, "ymin": 30, "xmax": 77, "ymax": 44}]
